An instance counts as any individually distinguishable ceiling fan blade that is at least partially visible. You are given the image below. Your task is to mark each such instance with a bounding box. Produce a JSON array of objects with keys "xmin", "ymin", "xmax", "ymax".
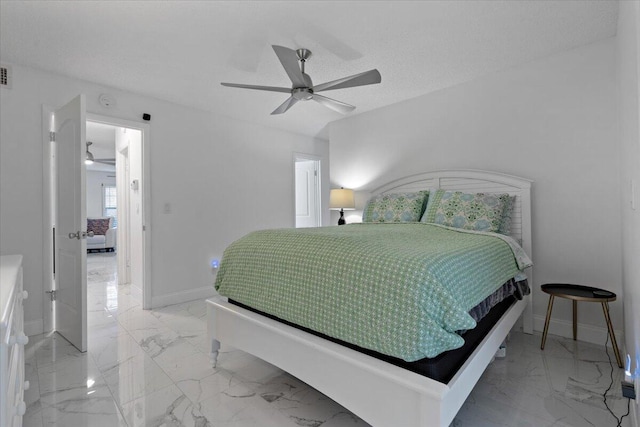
[
  {"xmin": 312, "ymin": 69, "xmax": 381, "ymax": 93},
  {"xmin": 271, "ymin": 96, "xmax": 299, "ymax": 115},
  {"xmin": 94, "ymin": 158, "xmax": 116, "ymax": 165},
  {"xmin": 221, "ymin": 82, "xmax": 291, "ymax": 93},
  {"xmin": 272, "ymin": 45, "xmax": 307, "ymax": 88},
  {"xmin": 311, "ymin": 94, "xmax": 356, "ymax": 114}
]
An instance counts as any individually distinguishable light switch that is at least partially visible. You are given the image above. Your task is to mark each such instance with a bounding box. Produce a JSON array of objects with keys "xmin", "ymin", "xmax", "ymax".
[{"xmin": 163, "ymin": 203, "xmax": 171, "ymax": 214}]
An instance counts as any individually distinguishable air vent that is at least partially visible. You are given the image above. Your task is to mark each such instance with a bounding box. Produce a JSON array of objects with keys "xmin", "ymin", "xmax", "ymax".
[{"xmin": 0, "ymin": 64, "xmax": 12, "ymax": 89}]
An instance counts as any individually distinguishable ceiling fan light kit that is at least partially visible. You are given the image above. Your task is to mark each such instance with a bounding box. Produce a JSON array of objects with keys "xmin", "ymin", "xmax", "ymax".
[{"xmin": 221, "ymin": 45, "xmax": 381, "ymax": 115}]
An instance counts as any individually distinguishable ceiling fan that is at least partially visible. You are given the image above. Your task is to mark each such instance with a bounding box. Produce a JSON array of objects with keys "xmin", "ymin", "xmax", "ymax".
[
  {"xmin": 221, "ymin": 45, "xmax": 381, "ymax": 115},
  {"xmin": 85, "ymin": 141, "xmax": 115, "ymax": 166}
]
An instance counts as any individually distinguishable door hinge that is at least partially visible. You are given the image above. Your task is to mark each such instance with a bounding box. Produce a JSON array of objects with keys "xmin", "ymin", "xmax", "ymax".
[
  {"xmin": 49, "ymin": 131, "xmax": 55, "ymax": 142},
  {"xmin": 45, "ymin": 290, "xmax": 57, "ymax": 301}
]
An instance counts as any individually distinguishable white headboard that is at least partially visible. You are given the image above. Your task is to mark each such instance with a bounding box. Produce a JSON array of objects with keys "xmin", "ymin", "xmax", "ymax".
[{"xmin": 372, "ymin": 169, "xmax": 534, "ymax": 333}]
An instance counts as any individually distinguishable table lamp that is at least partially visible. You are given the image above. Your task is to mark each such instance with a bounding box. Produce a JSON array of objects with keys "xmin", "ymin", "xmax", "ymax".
[{"xmin": 329, "ymin": 187, "xmax": 355, "ymax": 225}]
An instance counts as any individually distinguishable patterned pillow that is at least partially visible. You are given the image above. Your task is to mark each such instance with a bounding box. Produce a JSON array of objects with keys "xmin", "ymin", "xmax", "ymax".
[
  {"xmin": 363, "ymin": 191, "xmax": 429, "ymax": 223},
  {"xmin": 421, "ymin": 190, "xmax": 509, "ymax": 233},
  {"xmin": 497, "ymin": 195, "xmax": 515, "ymax": 235},
  {"xmin": 87, "ymin": 218, "xmax": 111, "ymax": 236}
]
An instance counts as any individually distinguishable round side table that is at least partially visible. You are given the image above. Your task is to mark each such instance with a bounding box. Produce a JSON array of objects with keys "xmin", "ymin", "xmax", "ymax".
[{"xmin": 540, "ymin": 283, "xmax": 622, "ymax": 368}]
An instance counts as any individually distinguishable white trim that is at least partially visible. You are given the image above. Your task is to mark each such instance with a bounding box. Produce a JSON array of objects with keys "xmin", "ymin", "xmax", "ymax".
[
  {"xmin": 207, "ymin": 169, "xmax": 534, "ymax": 427},
  {"xmin": 152, "ymin": 286, "xmax": 215, "ymax": 309},
  {"xmin": 24, "ymin": 319, "xmax": 43, "ymax": 337},
  {"xmin": 533, "ymin": 315, "xmax": 624, "ymax": 348}
]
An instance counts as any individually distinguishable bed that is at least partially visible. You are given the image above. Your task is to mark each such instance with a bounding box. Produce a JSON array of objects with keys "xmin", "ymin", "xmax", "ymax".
[{"xmin": 206, "ymin": 169, "xmax": 533, "ymax": 427}]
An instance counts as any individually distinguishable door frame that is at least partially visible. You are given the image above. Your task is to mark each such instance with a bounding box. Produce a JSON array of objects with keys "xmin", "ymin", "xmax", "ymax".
[
  {"xmin": 42, "ymin": 107, "xmax": 152, "ymax": 334},
  {"xmin": 293, "ymin": 153, "xmax": 322, "ymax": 227}
]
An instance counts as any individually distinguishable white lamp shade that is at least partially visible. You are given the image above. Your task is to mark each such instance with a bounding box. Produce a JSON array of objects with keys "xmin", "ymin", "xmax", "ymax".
[{"xmin": 329, "ymin": 188, "xmax": 355, "ymax": 210}]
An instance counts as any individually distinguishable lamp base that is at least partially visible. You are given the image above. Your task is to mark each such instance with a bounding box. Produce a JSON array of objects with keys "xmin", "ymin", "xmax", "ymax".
[{"xmin": 338, "ymin": 209, "xmax": 346, "ymax": 225}]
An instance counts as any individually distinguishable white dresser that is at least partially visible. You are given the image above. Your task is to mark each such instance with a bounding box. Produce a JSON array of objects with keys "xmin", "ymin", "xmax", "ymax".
[{"xmin": 1, "ymin": 255, "xmax": 28, "ymax": 427}]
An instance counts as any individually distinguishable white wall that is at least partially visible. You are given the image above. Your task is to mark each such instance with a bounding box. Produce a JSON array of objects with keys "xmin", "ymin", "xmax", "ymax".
[
  {"xmin": 86, "ymin": 170, "xmax": 116, "ymax": 218},
  {"xmin": 617, "ymin": 1, "xmax": 640, "ymax": 421},
  {"xmin": 330, "ymin": 39, "xmax": 623, "ymax": 344},
  {"xmin": 0, "ymin": 64, "xmax": 329, "ymax": 332}
]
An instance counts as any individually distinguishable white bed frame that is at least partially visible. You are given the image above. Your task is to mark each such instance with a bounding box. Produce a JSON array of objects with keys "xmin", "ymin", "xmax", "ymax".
[{"xmin": 206, "ymin": 170, "xmax": 533, "ymax": 427}]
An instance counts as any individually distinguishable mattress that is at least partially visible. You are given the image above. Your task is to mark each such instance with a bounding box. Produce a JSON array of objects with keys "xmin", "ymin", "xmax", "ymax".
[
  {"xmin": 230, "ymin": 278, "xmax": 529, "ymax": 384},
  {"xmin": 215, "ymin": 223, "xmax": 532, "ymax": 361}
]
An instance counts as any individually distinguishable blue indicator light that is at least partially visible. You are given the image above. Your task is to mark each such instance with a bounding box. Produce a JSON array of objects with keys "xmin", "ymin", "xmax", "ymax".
[{"xmin": 210, "ymin": 259, "xmax": 220, "ymax": 269}]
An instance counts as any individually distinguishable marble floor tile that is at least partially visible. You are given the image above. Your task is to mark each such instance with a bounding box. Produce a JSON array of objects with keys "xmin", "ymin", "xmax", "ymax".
[
  {"xmin": 25, "ymin": 252, "xmax": 633, "ymax": 427},
  {"xmin": 90, "ymin": 333, "xmax": 149, "ymax": 377},
  {"xmin": 40, "ymin": 391, "xmax": 126, "ymax": 427},
  {"xmin": 126, "ymin": 322, "xmax": 183, "ymax": 357},
  {"xmin": 33, "ymin": 332, "xmax": 84, "ymax": 368},
  {"xmin": 120, "ymin": 384, "xmax": 208, "ymax": 427},
  {"xmin": 183, "ymin": 329, "xmax": 213, "ymax": 354},
  {"xmin": 37, "ymin": 353, "xmax": 104, "ymax": 400},
  {"xmin": 155, "ymin": 344, "xmax": 214, "ymax": 383},
  {"xmin": 102, "ymin": 351, "xmax": 174, "ymax": 407}
]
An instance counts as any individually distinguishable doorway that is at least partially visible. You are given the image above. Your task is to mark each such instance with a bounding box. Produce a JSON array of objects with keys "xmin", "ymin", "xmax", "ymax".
[
  {"xmin": 294, "ymin": 154, "xmax": 321, "ymax": 228},
  {"xmin": 86, "ymin": 114, "xmax": 150, "ymax": 310},
  {"xmin": 42, "ymin": 104, "xmax": 152, "ymax": 341},
  {"xmin": 85, "ymin": 121, "xmax": 144, "ymax": 302}
]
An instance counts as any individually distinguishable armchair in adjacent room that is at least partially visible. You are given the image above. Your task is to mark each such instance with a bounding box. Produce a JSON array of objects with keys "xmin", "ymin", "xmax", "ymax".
[{"xmin": 86, "ymin": 217, "xmax": 117, "ymax": 252}]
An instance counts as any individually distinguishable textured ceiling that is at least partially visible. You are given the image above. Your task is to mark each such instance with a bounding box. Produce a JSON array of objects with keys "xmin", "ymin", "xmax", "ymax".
[{"xmin": 0, "ymin": 1, "xmax": 619, "ymax": 140}]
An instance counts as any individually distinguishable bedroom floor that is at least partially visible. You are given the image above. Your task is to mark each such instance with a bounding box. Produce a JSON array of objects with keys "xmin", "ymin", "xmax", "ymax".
[{"xmin": 22, "ymin": 252, "xmax": 631, "ymax": 427}]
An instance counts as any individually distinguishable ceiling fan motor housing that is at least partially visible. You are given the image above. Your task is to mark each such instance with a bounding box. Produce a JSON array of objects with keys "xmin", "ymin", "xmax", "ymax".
[{"xmin": 292, "ymin": 87, "xmax": 314, "ymax": 101}]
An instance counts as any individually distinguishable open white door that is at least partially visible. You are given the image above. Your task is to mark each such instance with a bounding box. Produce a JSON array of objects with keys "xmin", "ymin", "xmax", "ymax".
[{"xmin": 52, "ymin": 95, "xmax": 87, "ymax": 352}]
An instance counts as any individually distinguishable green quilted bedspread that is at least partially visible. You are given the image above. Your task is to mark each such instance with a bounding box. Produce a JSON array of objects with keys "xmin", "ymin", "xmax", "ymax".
[{"xmin": 215, "ymin": 223, "xmax": 531, "ymax": 361}]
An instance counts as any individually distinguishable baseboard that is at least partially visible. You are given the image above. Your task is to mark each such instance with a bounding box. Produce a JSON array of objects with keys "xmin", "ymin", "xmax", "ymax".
[
  {"xmin": 533, "ymin": 314, "xmax": 624, "ymax": 347},
  {"xmin": 24, "ymin": 319, "xmax": 44, "ymax": 337},
  {"xmin": 151, "ymin": 285, "xmax": 215, "ymax": 309}
]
